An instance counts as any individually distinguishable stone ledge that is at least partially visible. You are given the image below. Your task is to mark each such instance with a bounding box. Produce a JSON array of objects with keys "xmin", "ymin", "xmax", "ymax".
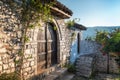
[{"xmin": 44, "ymin": 68, "xmax": 68, "ymax": 80}]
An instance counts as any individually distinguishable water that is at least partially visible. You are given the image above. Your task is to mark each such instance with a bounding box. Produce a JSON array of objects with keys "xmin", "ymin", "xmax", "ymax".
[{"xmin": 82, "ymin": 26, "xmax": 120, "ymax": 40}]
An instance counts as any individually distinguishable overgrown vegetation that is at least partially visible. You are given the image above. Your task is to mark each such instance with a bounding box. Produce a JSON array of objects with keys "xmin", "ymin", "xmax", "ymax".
[
  {"xmin": 71, "ymin": 32, "xmax": 76, "ymax": 42},
  {"xmin": 65, "ymin": 63, "xmax": 76, "ymax": 74},
  {"xmin": 66, "ymin": 18, "xmax": 80, "ymax": 29},
  {"xmin": 95, "ymin": 28, "xmax": 120, "ymax": 53},
  {"xmin": 0, "ymin": 73, "xmax": 20, "ymax": 80}
]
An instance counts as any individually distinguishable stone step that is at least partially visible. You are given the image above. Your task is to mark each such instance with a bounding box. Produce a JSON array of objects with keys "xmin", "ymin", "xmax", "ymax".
[
  {"xmin": 61, "ymin": 72, "xmax": 74, "ymax": 80},
  {"xmin": 44, "ymin": 68, "xmax": 68, "ymax": 80},
  {"xmin": 75, "ymin": 56, "xmax": 94, "ymax": 78}
]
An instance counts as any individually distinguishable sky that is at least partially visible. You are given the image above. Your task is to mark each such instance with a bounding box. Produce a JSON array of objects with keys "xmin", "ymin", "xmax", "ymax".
[{"xmin": 58, "ymin": 0, "xmax": 120, "ymax": 27}]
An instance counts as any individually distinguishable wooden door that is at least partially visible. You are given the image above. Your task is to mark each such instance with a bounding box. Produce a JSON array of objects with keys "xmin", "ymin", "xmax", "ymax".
[
  {"xmin": 47, "ymin": 23, "xmax": 57, "ymax": 67},
  {"xmin": 37, "ymin": 23, "xmax": 57, "ymax": 74}
]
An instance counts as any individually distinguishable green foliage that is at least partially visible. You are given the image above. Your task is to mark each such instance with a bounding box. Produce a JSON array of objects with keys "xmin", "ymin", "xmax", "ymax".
[
  {"xmin": 28, "ymin": 25, "xmax": 34, "ymax": 29},
  {"xmin": 0, "ymin": 73, "xmax": 20, "ymax": 80},
  {"xmin": 14, "ymin": 59, "xmax": 20, "ymax": 65},
  {"xmin": 21, "ymin": 0, "xmax": 54, "ymax": 23},
  {"xmin": 66, "ymin": 20, "xmax": 75, "ymax": 29},
  {"xmin": 95, "ymin": 28, "xmax": 120, "ymax": 53},
  {"xmin": 27, "ymin": 55, "xmax": 32, "ymax": 59},
  {"xmin": 95, "ymin": 30, "xmax": 109, "ymax": 44},
  {"xmin": 65, "ymin": 64, "xmax": 76, "ymax": 73},
  {"xmin": 71, "ymin": 32, "xmax": 76, "ymax": 37},
  {"xmin": 24, "ymin": 35, "xmax": 30, "ymax": 42},
  {"xmin": 53, "ymin": 26, "xmax": 57, "ymax": 30},
  {"xmin": 66, "ymin": 18, "xmax": 80, "ymax": 29},
  {"xmin": 17, "ymin": 50, "xmax": 23, "ymax": 56},
  {"xmin": 71, "ymin": 32, "xmax": 76, "ymax": 42}
]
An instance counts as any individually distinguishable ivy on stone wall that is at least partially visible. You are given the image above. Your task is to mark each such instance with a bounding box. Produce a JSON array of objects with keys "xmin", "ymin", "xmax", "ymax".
[
  {"xmin": 20, "ymin": 0, "xmax": 54, "ymax": 80},
  {"xmin": 2, "ymin": 0, "xmax": 55, "ymax": 80},
  {"xmin": 65, "ymin": 18, "xmax": 80, "ymax": 45}
]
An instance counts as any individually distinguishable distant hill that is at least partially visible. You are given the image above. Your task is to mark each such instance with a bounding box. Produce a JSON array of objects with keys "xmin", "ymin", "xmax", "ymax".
[
  {"xmin": 87, "ymin": 26, "xmax": 120, "ymax": 28},
  {"xmin": 82, "ymin": 26, "xmax": 120, "ymax": 40}
]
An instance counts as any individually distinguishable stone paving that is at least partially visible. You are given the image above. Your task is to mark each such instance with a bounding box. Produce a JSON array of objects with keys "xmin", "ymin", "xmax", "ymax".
[
  {"xmin": 62, "ymin": 72, "xmax": 74, "ymax": 80},
  {"xmin": 72, "ymin": 73, "xmax": 120, "ymax": 80}
]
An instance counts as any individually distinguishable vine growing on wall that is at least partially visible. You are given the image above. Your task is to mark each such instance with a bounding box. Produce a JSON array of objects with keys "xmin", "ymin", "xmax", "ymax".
[
  {"xmin": 65, "ymin": 18, "xmax": 80, "ymax": 44},
  {"xmin": 20, "ymin": 0, "xmax": 55, "ymax": 79},
  {"xmin": 66, "ymin": 18, "xmax": 80, "ymax": 29},
  {"xmin": 4, "ymin": 0, "xmax": 55, "ymax": 80}
]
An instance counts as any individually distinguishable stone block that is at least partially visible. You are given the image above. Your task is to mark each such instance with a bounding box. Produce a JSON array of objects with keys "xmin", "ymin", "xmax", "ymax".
[
  {"xmin": 30, "ymin": 61, "xmax": 35, "ymax": 66},
  {"xmin": 0, "ymin": 66, "xmax": 2, "ymax": 71},
  {"xmin": 2, "ymin": 58, "xmax": 9, "ymax": 64},
  {"xmin": 23, "ymin": 72, "xmax": 28, "ymax": 76},
  {"xmin": 3, "ymin": 64, "xmax": 8, "ymax": 70},
  {"xmin": 25, "ymin": 49, "xmax": 31, "ymax": 54},
  {"xmin": 6, "ymin": 69, "xmax": 11, "ymax": 73},
  {"xmin": 23, "ymin": 67, "xmax": 31, "ymax": 72},
  {"xmin": 9, "ymin": 62, "xmax": 15, "ymax": 68},
  {"xmin": 0, "ymin": 48, "xmax": 7, "ymax": 53},
  {"xmin": 0, "ymin": 43, "xmax": 3, "ymax": 48},
  {"xmin": 10, "ymin": 68, "xmax": 15, "ymax": 73},
  {"xmin": 0, "ymin": 61, "xmax": 3, "ymax": 65},
  {"xmin": 23, "ymin": 62, "xmax": 30, "ymax": 68}
]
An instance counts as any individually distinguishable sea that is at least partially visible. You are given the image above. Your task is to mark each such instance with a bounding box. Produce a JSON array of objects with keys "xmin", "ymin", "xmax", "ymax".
[{"xmin": 81, "ymin": 26, "xmax": 120, "ymax": 40}]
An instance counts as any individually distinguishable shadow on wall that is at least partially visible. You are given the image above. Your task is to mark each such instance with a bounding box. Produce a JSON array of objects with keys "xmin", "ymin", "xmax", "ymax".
[{"xmin": 70, "ymin": 40, "xmax": 101, "ymax": 64}]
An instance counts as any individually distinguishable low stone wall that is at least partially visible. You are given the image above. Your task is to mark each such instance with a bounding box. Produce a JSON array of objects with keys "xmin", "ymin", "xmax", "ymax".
[
  {"xmin": 76, "ymin": 52, "xmax": 119, "ymax": 77},
  {"xmin": 95, "ymin": 53, "xmax": 119, "ymax": 74},
  {"xmin": 80, "ymin": 40, "xmax": 101, "ymax": 54}
]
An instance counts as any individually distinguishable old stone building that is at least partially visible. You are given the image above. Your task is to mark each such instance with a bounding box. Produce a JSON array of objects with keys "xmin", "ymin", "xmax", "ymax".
[
  {"xmin": 0, "ymin": 0, "xmax": 73, "ymax": 79},
  {"xmin": 69, "ymin": 23, "xmax": 86, "ymax": 63}
]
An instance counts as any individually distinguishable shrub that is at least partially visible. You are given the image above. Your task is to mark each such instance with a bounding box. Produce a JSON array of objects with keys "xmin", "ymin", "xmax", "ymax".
[
  {"xmin": 65, "ymin": 64, "xmax": 76, "ymax": 73},
  {"xmin": 0, "ymin": 73, "xmax": 20, "ymax": 80}
]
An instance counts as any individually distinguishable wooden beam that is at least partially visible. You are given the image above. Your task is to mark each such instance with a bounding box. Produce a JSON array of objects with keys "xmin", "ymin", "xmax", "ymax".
[{"xmin": 50, "ymin": 6, "xmax": 71, "ymax": 18}]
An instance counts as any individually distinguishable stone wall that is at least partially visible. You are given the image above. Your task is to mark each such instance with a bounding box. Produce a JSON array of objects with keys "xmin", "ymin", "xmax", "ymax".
[
  {"xmin": 80, "ymin": 40, "xmax": 101, "ymax": 55},
  {"xmin": 0, "ymin": 0, "xmax": 22, "ymax": 74},
  {"xmin": 0, "ymin": 1, "xmax": 72, "ymax": 79},
  {"xmin": 95, "ymin": 53, "xmax": 119, "ymax": 74},
  {"xmin": 76, "ymin": 53, "xmax": 119, "ymax": 78},
  {"xmin": 56, "ymin": 19, "xmax": 71, "ymax": 65},
  {"xmin": 70, "ymin": 38, "xmax": 101, "ymax": 64},
  {"xmin": 22, "ymin": 28, "xmax": 39, "ymax": 79}
]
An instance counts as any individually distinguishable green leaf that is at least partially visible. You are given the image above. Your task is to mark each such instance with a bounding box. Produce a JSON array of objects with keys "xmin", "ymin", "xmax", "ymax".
[{"xmin": 28, "ymin": 25, "xmax": 34, "ymax": 29}]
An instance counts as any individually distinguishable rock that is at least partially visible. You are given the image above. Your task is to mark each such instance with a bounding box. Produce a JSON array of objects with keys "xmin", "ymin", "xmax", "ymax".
[
  {"xmin": 0, "ymin": 48, "xmax": 7, "ymax": 53},
  {"xmin": 9, "ymin": 62, "xmax": 15, "ymax": 68},
  {"xmin": 3, "ymin": 64, "xmax": 8, "ymax": 70},
  {"xmin": 30, "ymin": 61, "xmax": 34, "ymax": 66},
  {"xmin": 0, "ymin": 66, "xmax": 2, "ymax": 71}
]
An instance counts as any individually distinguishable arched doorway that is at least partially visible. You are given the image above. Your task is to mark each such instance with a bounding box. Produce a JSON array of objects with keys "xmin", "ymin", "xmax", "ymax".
[{"xmin": 37, "ymin": 23, "xmax": 57, "ymax": 74}]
